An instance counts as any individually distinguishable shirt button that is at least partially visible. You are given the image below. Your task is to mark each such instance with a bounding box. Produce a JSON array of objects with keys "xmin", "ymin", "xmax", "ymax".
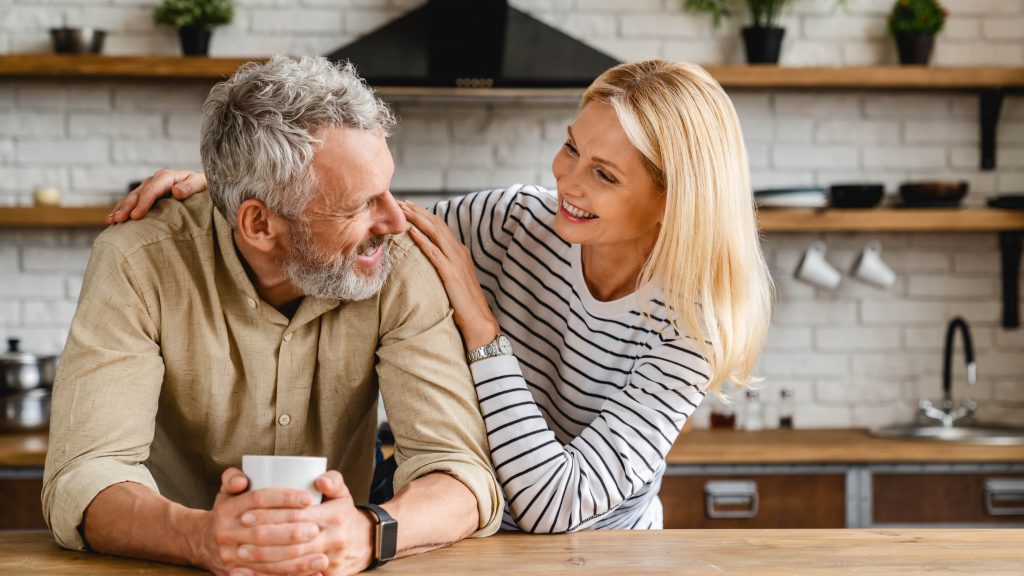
[
  {"xmin": 283, "ymin": 333, "xmax": 293, "ymax": 342},
  {"xmin": 246, "ymin": 298, "xmax": 257, "ymax": 309},
  {"xmin": 278, "ymin": 414, "xmax": 291, "ymax": 426}
]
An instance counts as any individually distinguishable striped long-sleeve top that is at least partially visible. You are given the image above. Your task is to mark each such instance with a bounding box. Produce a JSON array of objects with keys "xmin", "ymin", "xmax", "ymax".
[{"xmin": 430, "ymin": 184, "xmax": 711, "ymax": 533}]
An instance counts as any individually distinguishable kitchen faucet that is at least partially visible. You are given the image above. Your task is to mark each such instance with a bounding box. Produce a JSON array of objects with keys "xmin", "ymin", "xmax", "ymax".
[{"xmin": 917, "ymin": 316, "xmax": 977, "ymax": 428}]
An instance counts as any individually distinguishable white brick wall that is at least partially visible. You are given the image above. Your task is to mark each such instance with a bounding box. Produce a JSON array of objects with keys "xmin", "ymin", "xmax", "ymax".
[{"xmin": 0, "ymin": 0, "xmax": 1023, "ymax": 428}]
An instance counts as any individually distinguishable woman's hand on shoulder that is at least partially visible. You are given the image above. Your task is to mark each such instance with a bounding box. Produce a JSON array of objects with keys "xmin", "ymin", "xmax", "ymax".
[
  {"xmin": 400, "ymin": 200, "xmax": 500, "ymax": 350},
  {"xmin": 106, "ymin": 169, "xmax": 208, "ymax": 224}
]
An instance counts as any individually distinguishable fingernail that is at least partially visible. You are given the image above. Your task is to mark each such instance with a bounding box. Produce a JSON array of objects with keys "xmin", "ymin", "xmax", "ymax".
[
  {"xmin": 299, "ymin": 493, "xmax": 311, "ymax": 506},
  {"xmin": 237, "ymin": 546, "xmax": 251, "ymax": 560},
  {"xmin": 304, "ymin": 525, "xmax": 318, "ymax": 539},
  {"xmin": 241, "ymin": 512, "xmax": 255, "ymax": 525},
  {"xmin": 312, "ymin": 557, "xmax": 328, "ymax": 571}
]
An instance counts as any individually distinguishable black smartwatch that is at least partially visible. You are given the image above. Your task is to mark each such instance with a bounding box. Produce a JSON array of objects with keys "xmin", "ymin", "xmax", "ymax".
[{"xmin": 356, "ymin": 503, "xmax": 398, "ymax": 569}]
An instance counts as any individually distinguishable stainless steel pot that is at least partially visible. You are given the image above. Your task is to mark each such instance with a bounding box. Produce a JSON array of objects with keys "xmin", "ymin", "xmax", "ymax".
[
  {"xmin": 0, "ymin": 339, "xmax": 58, "ymax": 392},
  {"xmin": 0, "ymin": 388, "xmax": 51, "ymax": 432}
]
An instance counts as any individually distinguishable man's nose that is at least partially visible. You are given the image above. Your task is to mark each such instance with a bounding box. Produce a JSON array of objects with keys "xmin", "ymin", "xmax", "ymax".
[{"xmin": 371, "ymin": 190, "xmax": 406, "ymax": 235}]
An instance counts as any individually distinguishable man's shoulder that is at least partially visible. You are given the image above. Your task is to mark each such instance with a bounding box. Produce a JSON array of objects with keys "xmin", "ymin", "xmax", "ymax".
[
  {"xmin": 95, "ymin": 195, "xmax": 215, "ymax": 257},
  {"xmin": 386, "ymin": 230, "xmax": 432, "ymax": 281}
]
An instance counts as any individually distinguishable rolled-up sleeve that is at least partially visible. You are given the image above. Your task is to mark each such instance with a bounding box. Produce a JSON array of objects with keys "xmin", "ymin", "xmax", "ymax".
[
  {"xmin": 42, "ymin": 239, "xmax": 165, "ymax": 550},
  {"xmin": 375, "ymin": 234, "xmax": 503, "ymax": 537}
]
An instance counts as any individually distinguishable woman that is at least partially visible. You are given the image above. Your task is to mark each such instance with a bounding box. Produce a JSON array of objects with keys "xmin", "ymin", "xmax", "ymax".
[{"xmin": 109, "ymin": 59, "xmax": 773, "ymax": 533}]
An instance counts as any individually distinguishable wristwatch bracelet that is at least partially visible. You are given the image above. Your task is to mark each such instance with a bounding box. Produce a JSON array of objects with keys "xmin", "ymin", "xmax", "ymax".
[
  {"xmin": 466, "ymin": 333, "xmax": 513, "ymax": 364},
  {"xmin": 355, "ymin": 502, "xmax": 398, "ymax": 569}
]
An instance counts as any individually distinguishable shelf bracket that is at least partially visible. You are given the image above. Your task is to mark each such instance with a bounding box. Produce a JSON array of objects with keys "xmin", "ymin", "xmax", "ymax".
[
  {"xmin": 980, "ymin": 89, "xmax": 1004, "ymax": 171},
  {"xmin": 999, "ymin": 231, "xmax": 1022, "ymax": 329}
]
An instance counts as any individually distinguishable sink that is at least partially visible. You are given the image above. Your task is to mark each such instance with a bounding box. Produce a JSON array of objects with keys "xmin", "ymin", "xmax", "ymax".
[{"xmin": 870, "ymin": 424, "xmax": 1024, "ymax": 445}]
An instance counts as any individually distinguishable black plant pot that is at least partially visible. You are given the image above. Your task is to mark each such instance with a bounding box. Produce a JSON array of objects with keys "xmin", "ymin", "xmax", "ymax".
[
  {"xmin": 179, "ymin": 26, "xmax": 212, "ymax": 57},
  {"xmin": 742, "ymin": 26, "xmax": 785, "ymax": 64},
  {"xmin": 895, "ymin": 32, "xmax": 935, "ymax": 65}
]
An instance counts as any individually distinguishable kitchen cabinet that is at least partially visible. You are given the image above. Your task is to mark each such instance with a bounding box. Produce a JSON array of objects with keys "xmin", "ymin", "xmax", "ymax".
[
  {"xmin": 662, "ymin": 430, "xmax": 1024, "ymax": 528},
  {"xmin": 873, "ymin": 472, "xmax": 1024, "ymax": 525},
  {"xmin": 661, "ymin": 472, "xmax": 846, "ymax": 528},
  {"xmin": 0, "ymin": 475, "xmax": 45, "ymax": 530}
]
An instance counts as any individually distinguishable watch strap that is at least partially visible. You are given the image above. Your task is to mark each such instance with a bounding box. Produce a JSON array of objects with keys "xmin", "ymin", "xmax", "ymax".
[
  {"xmin": 356, "ymin": 502, "xmax": 398, "ymax": 569},
  {"xmin": 466, "ymin": 333, "xmax": 513, "ymax": 364}
]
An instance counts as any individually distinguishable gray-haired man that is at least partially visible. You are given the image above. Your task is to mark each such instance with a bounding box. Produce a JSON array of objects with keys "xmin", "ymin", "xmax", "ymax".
[{"xmin": 43, "ymin": 56, "xmax": 502, "ymax": 575}]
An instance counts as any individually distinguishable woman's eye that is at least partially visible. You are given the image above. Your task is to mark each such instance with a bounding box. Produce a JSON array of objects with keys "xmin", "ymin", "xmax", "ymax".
[
  {"xmin": 596, "ymin": 169, "xmax": 615, "ymax": 184},
  {"xmin": 563, "ymin": 141, "xmax": 578, "ymax": 156}
]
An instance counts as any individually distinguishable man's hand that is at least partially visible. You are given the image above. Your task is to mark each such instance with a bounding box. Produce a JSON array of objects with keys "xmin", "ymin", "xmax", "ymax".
[
  {"xmin": 194, "ymin": 468, "xmax": 329, "ymax": 576},
  {"xmin": 234, "ymin": 471, "xmax": 375, "ymax": 576}
]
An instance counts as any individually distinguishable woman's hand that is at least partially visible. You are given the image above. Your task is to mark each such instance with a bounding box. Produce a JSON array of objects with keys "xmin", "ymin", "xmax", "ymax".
[
  {"xmin": 400, "ymin": 201, "xmax": 501, "ymax": 351},
  {"xmin": 107, "ymin": 169, "xmax": 208, "ymax": 224}
]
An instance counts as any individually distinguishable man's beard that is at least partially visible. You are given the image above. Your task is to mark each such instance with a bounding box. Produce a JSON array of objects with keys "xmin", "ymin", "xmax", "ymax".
[{"xmin": 283, "ymin": 220, "xmax": 392, "ymax": 302}]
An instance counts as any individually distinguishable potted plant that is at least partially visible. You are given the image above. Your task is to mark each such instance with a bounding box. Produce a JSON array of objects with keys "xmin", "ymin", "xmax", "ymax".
[
  {"xmin": 685, "ymin": 0, "xmax": 846, "ymax": 64},
  {"xmin": 888, "ymin": 0, "xmax": 947, "ymax": 66},
  {"xmin": 154, "ymin": 0, "xmax": 234, "ymax": 57}
]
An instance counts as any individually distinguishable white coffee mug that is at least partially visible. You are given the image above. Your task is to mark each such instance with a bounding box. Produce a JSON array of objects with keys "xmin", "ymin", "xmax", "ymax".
[
  {"xmin": 851, "ymin": 240, "xmax": 896, "ymax": 288},
  {"xmin": 242, "ymin": 455, "xmax": 328, "ymax": 504},
  {"xmin": 794, "ymin": 241, "xmax": 841, "ymax": 290}
]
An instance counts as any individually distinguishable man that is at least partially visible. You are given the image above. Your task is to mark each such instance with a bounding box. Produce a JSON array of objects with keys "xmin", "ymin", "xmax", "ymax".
[{"xmin": 42, "ymin": 55, "xmax": 502, "ymax": 576}]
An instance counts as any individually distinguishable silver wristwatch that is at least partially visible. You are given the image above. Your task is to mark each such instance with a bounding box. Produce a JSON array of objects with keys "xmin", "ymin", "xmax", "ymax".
[{"xmin": 466, "ymin": 334, "xmax": 513, "ymax": 364}]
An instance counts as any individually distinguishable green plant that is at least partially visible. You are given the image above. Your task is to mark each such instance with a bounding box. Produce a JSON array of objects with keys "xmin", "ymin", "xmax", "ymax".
[
  {"xmin": 888, "ymin": 0, "xmax": 947, "ymax": 36},
  {"xmin": 685, "ymin": 0, "xmax": 845, "ymax": 28},
  {"xmin": 154, "ymin": 0, "xmax": 234, "ymax": 28}
]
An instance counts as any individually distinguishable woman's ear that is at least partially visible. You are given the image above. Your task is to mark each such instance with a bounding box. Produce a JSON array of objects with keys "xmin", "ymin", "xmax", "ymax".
[{"xmin": 235, "ymin": 199, "xmax": 289, "ymax": 252}]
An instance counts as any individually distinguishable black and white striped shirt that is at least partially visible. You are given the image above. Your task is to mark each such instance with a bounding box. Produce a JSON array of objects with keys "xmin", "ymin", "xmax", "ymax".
[{"xmin": 432, "ymin": 185, "xmax": 710, "ymax": 533}]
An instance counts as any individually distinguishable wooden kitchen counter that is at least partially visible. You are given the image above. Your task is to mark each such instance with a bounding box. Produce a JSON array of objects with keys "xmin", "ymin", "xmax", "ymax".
[
  {"xmin": 2, "ymin": 529, "xmax": 1022, "ymax": 575},
  {"xmin": 6, "ymin": 429, "xmax": 1024, "ymax": 469},
  {"xmin": 0, "ymin": 432, "xmax": 46, "ymax": 467},
  {"xmin": 668, "ymin": 429, "xmax": 1024, "ymax": 465}
]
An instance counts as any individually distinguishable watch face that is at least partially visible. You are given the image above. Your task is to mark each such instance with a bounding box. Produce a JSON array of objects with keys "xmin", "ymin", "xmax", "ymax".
[
  {"xmin": 497, "ymin": 335, "xmax": 513, "ymax": 355},
  {"xmin": 379, "ymin": 518, "xmax": 398, "ymax": 560}
]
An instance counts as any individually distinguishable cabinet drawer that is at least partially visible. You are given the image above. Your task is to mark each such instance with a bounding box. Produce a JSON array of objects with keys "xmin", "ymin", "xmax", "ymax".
[
  {"xmin": 660, "ymin": 474, "xmax": 846, "ymax": 529},
  {"xmin": 873, "ymin": 473, "xmax": 1024, "ymax": 524},
  {"xmin": 0, "ymin": 477, "xmax": 46, "ymax": 530}
]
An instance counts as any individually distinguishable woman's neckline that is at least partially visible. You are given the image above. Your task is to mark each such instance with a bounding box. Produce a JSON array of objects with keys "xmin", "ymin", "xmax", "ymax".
[{"xmin": 569, "ymin": 243, "xmax": 654, "ymax": 317}]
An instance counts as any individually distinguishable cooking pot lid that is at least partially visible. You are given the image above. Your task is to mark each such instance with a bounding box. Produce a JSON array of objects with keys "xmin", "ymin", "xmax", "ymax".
[{"xmin": 0, "ymin": 338, "xmax": 41, "ymax": 365}]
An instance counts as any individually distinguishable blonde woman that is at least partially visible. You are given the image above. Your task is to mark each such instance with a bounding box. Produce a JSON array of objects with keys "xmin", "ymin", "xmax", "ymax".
[{"xmin": 111, "ymin": 59, "xmax": 772, "ymax": 533}]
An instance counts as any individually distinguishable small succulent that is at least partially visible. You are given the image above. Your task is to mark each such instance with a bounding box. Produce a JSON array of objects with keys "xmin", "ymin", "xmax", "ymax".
[
  {"xmin": 888, "ymin": 0, "xmax": 947, "ymax": 36},
  {"xmin": 154, "ymin": 0, "xmax": 234, "ymax": 28}
]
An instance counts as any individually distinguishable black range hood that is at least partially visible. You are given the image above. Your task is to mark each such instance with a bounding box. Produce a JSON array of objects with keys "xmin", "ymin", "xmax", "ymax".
[{"xmin": 326, "ymin": 0, "xmax": 620, "ymax": 88}]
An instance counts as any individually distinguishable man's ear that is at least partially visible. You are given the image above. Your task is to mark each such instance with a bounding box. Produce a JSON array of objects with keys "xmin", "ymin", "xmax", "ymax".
[{"xmin": 235, "ymin": 199, "xmax": 290, "ymax": 252}]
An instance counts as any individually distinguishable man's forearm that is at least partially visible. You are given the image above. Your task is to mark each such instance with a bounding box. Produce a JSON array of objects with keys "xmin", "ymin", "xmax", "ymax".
[
  {"xmin": 380, "ymin": 472, "xmax": 480, "ymax": 558},
  {"xmin": 83, "ymin": 481, "xmax": 206, "ymax": 567}
]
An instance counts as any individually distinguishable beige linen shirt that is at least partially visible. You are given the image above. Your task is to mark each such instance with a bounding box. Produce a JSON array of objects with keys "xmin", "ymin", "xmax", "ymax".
[{"xmin": 42, "ymin": 194, "xmax": 502, "ymax": 550}]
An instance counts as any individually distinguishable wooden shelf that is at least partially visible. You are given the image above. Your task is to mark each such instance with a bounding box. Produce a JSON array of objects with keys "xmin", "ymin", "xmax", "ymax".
[
  {"xmin": 0, "ymin": 55, "xmax": 260, "ymax": 80},
  {"xmin": 1, "ymin": 55, "xmax": 1023, "ymax": 91},
  {"xmin": 0, "ymin": 206, "xmax": 112, "ymax": 228},
  {"xmin": 758, "ymin": 208, "xmax": 1024, "ymax": 232},
  {"xmin": 2, "ymin": 206, "xmax": 1022, "ymax": 232}
]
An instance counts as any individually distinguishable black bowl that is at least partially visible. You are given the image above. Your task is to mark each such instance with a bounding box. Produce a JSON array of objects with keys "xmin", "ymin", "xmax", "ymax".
[
  {"xmin": 899, "ymin": 181, "xmax": 968, "ymax": 208},
  {"xmin": 828, "ymin": 183, "xmax": 885, "ymax": 208}
]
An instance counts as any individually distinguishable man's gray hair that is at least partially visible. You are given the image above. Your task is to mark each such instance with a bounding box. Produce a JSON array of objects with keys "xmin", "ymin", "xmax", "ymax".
[{"xmin": 200, "ymin": 55, "xmax": 396, "ymax": 226}]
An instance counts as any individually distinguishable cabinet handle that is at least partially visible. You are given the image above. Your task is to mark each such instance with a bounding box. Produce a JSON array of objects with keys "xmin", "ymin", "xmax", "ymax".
[
  {"xmin": 985, "ymin": 479, "xmax": 1024, "ymax": 517},
  {"xmin": 704, "ymin": 480, "xmax": 759, "ymax": 520}
]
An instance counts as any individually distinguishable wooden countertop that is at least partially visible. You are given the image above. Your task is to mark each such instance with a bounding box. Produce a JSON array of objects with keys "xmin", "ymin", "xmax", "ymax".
[
  {"xmin": 0, "ymin": 432, "xmax": 46, "ymax": 467},
  {"xmin": 2, "ymin": 529, "xmax": 1022, "ymax": 575},
  {"xmin": 6, "ymin": 428, "xmax": 1024, "ymax": 469},
  {"xmin": 668, "ymin": 429, "xmax": 1024, "ymax": 464}
]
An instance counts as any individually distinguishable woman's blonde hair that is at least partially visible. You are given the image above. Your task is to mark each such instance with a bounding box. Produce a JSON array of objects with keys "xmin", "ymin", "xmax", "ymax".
[{"xmin": 582, "ymin": 60, "xmax": 773, "ymax": 391}]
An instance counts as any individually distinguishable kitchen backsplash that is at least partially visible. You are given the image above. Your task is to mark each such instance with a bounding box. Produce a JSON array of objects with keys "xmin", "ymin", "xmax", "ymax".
[{"xmin": 1, "ymin": 0, "xmax": 1023, "ymax": 429}]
